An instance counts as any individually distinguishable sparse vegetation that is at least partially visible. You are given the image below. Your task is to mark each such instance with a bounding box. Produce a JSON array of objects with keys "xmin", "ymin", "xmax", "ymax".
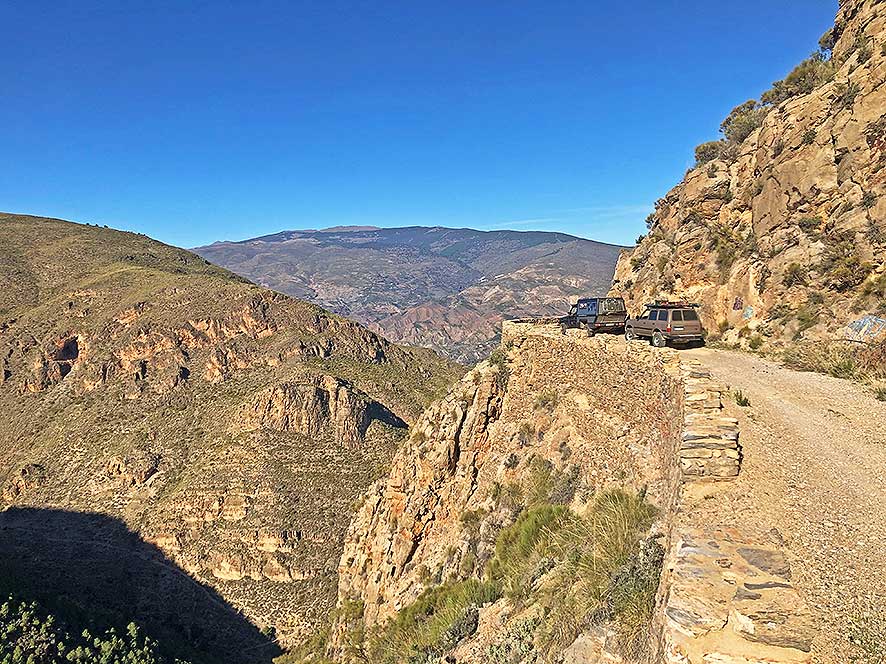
[
  {"xmin": 783, "ymin": 341, "xmax": 886, "ymax": 383},
  {"xmin": 783, "ymin": 263, "xmax": 809, "ymax": 288},
  {"xmin": 802, "ymin": 129, "xmax": 817, "ymax": 145},
  {"xmin": 797, "ymin": 215, "xmax": 823, "ymax": 236},
  {"xmin": 748, "ymin": 334, "xmax": 764, "ymax": 350},
  {"xmin": 489, "ymin": 346, "xmax": 512, "ymax": 390},
  {"xmin": 862, "ymin": 191, "xmax": 877, "ymax": 209},
  {"xmin": 733, "ymin": 390, "xmax": 751, "ymax": 407},
  {"xmin": 360, "ymin": 487, "xmax": 660, "ymax": 664},
  {"xmin": 533, "ymin": 389, "xmax": 559, "ymax": 412},
  {"xmin": 720, "ymin": 100, "xmax": 767, "ymax": 144},
  {"xmin": 761, "ymin": 52, "xmax": 836, "ymax": 106},
  {"xmin": 366, "ymin": 580, "xmax": 500, "ymax": 664}
]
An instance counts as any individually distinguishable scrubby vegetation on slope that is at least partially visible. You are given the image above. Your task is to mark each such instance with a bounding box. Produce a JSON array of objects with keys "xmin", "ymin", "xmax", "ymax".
[
  {"xmin": 282, "ymin": 488, "xmax": 661, "ymax": 664},
  {"xmin": 0, "ymin": 594, "xmax": 188, "ymax": 664}
]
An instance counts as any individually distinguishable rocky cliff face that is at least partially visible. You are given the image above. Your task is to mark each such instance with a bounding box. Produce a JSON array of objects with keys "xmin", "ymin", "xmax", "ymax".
[
  {"xmin": 329, "ymin": 323, "xmax": 686, "ymax": 659},
  {"xmin": 0, "ymin": 214, "xmax": 463, "ymax": 659},
  {"xmin": 612, "ymin": 0, "xmax": 886, "ymax": 348}
]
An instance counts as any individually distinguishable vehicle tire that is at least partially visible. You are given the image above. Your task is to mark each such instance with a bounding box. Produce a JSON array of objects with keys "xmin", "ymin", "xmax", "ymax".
[
  {"xmin": 586, "ymin": 323, "xmax": 595, "ymax": 337},
  {"xmin": 624, "ymin": 327, "xmax": 636, "ymax": 342},
  {"xmin": 651, "ymin": 330, "xmax": 667, "ymax": 348}
]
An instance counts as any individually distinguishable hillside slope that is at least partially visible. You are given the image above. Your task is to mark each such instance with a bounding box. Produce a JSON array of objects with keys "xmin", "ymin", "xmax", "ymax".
[
  {"xmin": 194, "ymin": 226, "xmax": 624, "ymax": 363},
  {"xmin": 0, "ymin": 213, "xmax": 463, "ymax": 662},
  {"xmin": 612, "ymin": 0, "xmax": 886, "ymax": 348}
]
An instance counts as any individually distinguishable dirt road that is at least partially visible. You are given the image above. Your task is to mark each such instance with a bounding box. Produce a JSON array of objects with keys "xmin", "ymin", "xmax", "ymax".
[{"xmin": 681, "ymin": 347, "xmax": 886, "ymax": 662}]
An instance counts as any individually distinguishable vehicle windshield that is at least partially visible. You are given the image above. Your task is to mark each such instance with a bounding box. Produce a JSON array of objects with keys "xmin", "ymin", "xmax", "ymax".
[{"xmin": 600, "ymin": 298, "xmax": 625, "ymax": 313}]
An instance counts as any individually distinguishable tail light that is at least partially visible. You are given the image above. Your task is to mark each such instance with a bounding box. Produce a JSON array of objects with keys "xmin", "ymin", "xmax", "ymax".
[{"xmin": 667, "ymin": 326, "xmax": 671, "ymax": 333}]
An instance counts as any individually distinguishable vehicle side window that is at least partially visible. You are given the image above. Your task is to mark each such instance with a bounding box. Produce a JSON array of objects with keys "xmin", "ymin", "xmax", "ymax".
[
  {"xmin": 682, "ymin": 309, "xmax": 699, "ymax": 321},
  {"xmin": 671, "ymin": 310, "xmax": 683, "ymax": 321},
  {"xmin": 640, "ymin": 310, "xmax": 650, "ymax": 320},
  {"xmin": 651, "ymin": 310, "xmax": 662, "ymax": 321}
]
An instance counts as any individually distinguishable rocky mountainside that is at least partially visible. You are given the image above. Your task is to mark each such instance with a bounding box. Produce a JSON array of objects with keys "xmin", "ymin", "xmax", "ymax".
[
  {"xmin": 194, "ymin": 227, "xmax": 624, "ymax": 363},
  {"xmin": 612, "ymin": 0, "xmax": 886, "ymax": 349},
  {"xmin": 0, "ymin": 213, "xmax": 463, "ymax": 662}
]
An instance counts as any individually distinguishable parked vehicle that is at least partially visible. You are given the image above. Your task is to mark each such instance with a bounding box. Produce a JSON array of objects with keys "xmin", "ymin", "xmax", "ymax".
[
  {"xmin": 624, "ymin": 301, "xmax": 705, "ymax": 347},
  {"xmin": 565, "ymin": 297, "xmax": 627, "ymax": 335}
]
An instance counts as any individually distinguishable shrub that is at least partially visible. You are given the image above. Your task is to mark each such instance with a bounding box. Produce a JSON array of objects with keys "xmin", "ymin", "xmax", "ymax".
[
  {"xmin": 695, "ymin": 140, "xmax": 726, "ymax": 165},
  {"xmin": 783, "ymin": 262, "xmax": 809, "ymax": 287},
  {"xmin": 819, "ymin": 232, "xmax": 872, "ymax": 292},
  {"xmin": 797, "ymin": 215, "xmax": 823, "ymax": 235},
  {"xmin": 802, "ymin": 129, "xmax": 817, "ymax": 145},
  {"xmin": 761, "ymin": 53, "xmax": 836, "ymax": 106},
  {"xmin": 834, "ymin": 82, "xmax": 861, "ymax": 110},
  {"xmin": 533, "ymin": 490, "xmax": 659, "ymax": 656},
  {"xmin": 733, "ymin": 390, "xmax": 751, "ymax": 407},
  {"xmin": 720, "ymin": 100, "xmax": 767, "ymax": 143},
  {"xmin": 772, "ymin": 139, "xmax": 785, "ymax": 157},
  {"xmin": 0, "ymin": 595, "xmax": 186, "ymax": 664},
  {"xmin": 367, "ymin": 580, "xmax": 501, "ymax": 664},
  {"xmin": 795, "ymin": 303, "xmax": 820, "ymax": 333},
  {"xmin": 534, "ymin": 389, "xmax": 559, "ymax": 412},
  {"xmin": 819, "ymin": 25, "xmax": 841, "ymax": 54},
  {"xmin": 780, "ymin": 340, "xmax": 886, "ymax": 382},
  {"xmin": 768, "ymin": 303, "xmax": 792, "ymax": 320},
  {"xmin": 485, "ymin": 616, "xmax": 540, "ymax": 664},
  {"xmin": 862, "ymin": 191, "xmax": 878, "ymax": 209},
  {"xmin": 489, "ymin": 346, "xmax": 511, "ymax": 389},
  {"xmin": 748, "ymin": 334, "xmax": 764, "ymax": 350},
  {"xmin": 875, "ymin": 387, "xmax": 886, "ymax": 402},
  {"xmin": 635, "ymin": 234, "xmax": 646, "ymax": 244}
]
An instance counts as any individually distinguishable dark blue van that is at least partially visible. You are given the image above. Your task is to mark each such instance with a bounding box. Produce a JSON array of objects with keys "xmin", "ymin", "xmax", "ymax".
[{"xmin": 566, "ymin": 297, "xmax": 627, "ymax": 335}]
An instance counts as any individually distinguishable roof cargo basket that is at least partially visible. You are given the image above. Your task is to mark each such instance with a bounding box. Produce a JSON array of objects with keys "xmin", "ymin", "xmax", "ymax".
[{"xmin": 643, "ymin": 300, "xmax": 701, "ymax": 309}]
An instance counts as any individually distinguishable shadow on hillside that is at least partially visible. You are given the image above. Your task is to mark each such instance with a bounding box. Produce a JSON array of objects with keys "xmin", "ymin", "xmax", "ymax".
[{"xmin": 0, "ymin": 507, "xmax": 281, "ymax": 664}]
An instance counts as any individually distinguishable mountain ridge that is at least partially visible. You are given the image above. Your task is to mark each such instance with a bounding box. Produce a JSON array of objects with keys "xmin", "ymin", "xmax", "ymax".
[{"xmin": 194, "ymin": 225, "xmax": 626, "ymax": 363}]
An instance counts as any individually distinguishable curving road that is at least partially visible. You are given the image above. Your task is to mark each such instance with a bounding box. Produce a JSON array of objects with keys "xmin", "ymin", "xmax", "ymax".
[{"xmin": 681, "ymin": 347, "xmax": 886, "ymax": 663}]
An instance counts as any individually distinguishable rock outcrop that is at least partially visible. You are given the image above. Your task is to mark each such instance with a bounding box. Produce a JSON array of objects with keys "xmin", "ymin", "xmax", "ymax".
[
  {"xmin": 332, "ymin": 323, "xmax": 686, "ymax": 653},
  {"xmin": 613, "ymin": 0, "xmax": 886, "ymax": 349}
]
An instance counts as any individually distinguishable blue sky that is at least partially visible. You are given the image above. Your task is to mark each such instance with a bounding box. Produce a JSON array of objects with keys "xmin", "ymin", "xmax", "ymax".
[{"xmin": 1, "ymin": 1, "xmax": 836, "ymax": 248}]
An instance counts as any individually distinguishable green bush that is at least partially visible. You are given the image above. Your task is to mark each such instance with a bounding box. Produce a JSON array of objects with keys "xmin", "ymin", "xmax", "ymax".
[
  {"xmin": 0, "ymin": 595, "xmax": 184, "ymax": 664},
  {"xmin": 720, "ymin": 100, "xmax": 767, "ymax": 143},
  {"xmin": 760, "ymin": 53, "xmax": 836, "ymax": 106},
  {"xmin": 862, "ymin": 192, "xmax": 878, "ymax": 209},
  {"xmin": 367, "ymin": 581, "xmax": 500, "ymax": 664},
  {"xmin": 748, "ymin": 334, "xmax": 764, "ymax": 350},
  {"xmin": 802, "ymin": 129, "xmax": 817, "ymax": 145},
  {"xmin": 797, "ymin": 215, "xmax": 823, "ymax": 235},
  {"xmin": 694, "ymin": 140, "xmax": 727, "ymax": 165}
]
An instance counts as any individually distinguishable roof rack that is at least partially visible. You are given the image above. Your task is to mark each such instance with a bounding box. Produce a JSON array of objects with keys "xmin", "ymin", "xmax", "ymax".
[{"xmin": 643, "ymin": 300, "xmax": 701, "ymax": 309}]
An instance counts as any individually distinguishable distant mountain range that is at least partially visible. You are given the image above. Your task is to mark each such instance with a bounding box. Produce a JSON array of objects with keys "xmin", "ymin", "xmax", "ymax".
[{"xmin": 194, "ymin": 226, "xmax": 625, "ymax": 363}]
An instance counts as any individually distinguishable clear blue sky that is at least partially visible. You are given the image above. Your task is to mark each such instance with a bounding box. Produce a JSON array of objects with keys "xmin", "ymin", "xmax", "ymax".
[{"xmin": 1, "ymin": 1, "xmax": 836, "ymax": 248}]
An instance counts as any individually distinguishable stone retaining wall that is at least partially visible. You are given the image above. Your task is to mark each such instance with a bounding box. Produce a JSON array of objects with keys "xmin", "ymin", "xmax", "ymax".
[{"xmin": 680, "ymin": 361, "xmax": 741, "ymax": 480}]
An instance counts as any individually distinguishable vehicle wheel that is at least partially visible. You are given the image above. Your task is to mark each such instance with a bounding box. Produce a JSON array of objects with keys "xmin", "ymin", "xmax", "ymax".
[
  {"xmin": 586, "ymin": 323, "xmax": 595, "ymax": 337},
  {"xmin": 651, "ymin": 330, "xmax": 667, "ymax": 348},
  {"xmin": 624, "ymin": 328, "xmax": 636, "ymax": 342}
]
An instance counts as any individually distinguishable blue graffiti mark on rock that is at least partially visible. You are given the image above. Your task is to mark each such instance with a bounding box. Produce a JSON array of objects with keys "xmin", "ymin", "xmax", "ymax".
[
  {"xmin": 846, "ymin": 315, "xmax": 886, "ymax": 341},
  {"xmin": 742, "ymin": 306, "xmax": 755, "ymax": 320}
]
